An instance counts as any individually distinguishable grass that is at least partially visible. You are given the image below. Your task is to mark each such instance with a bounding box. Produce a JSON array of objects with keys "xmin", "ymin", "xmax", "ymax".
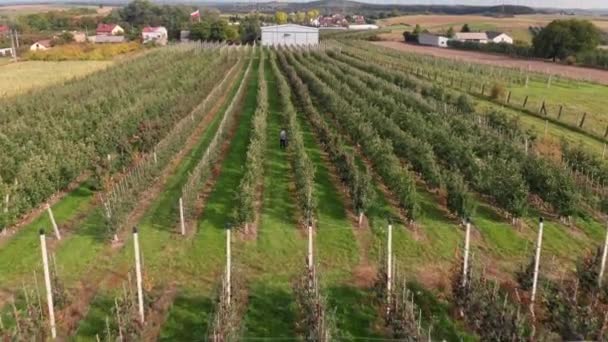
[
  {"xmin": 507, "ymin": 79, "xmax": 608, "ymax": 139},
  {"xmin": 0, "ymin": 60, "xmax": 112, "ymax": 98},
  {"xmin": 0, "ymin": 182, "xmax": 95, "ymax": 285}
]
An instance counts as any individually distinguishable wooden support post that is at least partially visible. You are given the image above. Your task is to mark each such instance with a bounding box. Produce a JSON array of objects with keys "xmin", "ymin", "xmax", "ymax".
[
  {"xmin": 3, "ymin": 194, "xmax": 8, "ymax": 213},
  {"xmin": 523, "ymin": 96, "xmax": 529, "ymax": 108},
  {"xmin": 226, "ymin": 226, "xmax": 231, "ymax": 305},
  {"xmin": 531, "ymin": 217, "xmax": 544, "ymax": 314},
  {"xmin": 358, "ymin": 212, "xmax": 364, "ymax": 228},
  {"xmin": 153, "ymin": 151, "xmax": 158, "ymax": 165},
  {"xmin": 179, "ymin": 197, "xmax": 185, "ymax": 236},
  {"xmin": 39, "ymin": 230, "xmax": 56, "ymax": 339},
  {"xmin": 308, "ymin": 222, "xmax": 313, "ymax": 271},
  {"xmin": 387, "ymin": 222, "xmax": 393, "ymax": 296},
  {"xmin": 558, "ymin": 105, "xmax": 563, "ymax": 120},
  {"xmin": 506, "ymin": 91, "xmax": 511, "ymax": 104},
  {"xmin": 599, "ymin": 224, "xmax": 608, "ymax": 287},
  {"xmin": 133, "ymin": 227, "xmax": 144, "ymax": 324},
  {"xmin": 462, "ymin": 219, "xmax": 471, "ymax": 287},
  {"xmin": 46, "ymin": 204, "xmax": 61, "ymax": 240},
  {"xmin": 481, "ymin": 84, "xmax": 485, "ymax": 96},
  {"xmin": 579, "ymin": 112, "xmax": 587, "ymax": 128}
]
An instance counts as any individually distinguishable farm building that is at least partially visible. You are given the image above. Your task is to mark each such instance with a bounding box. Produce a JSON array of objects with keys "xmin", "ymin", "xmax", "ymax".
[
  {"xmin": 89, "ymin": 35, "xmax": 126, "ymax": 44},
  {"xmin": 142, "ymin": 26, "xmax": 168, "ymax": 45},
  {"xmin": 96, "ymin": 24, "xmax": 124, "ymax": 36},
  {"xmin": 487, "ymin": 31, "xmax": 514, "ymax": 44},
  {"xmin": 0, "ymin": 47, "xmax": 13, "ymax": 57},
  {"xmin": 454, "ymin": 32, "xmax": 489, "ymax": 44},
  {"xmin": 30, "ymin": 40, "xmax": 51, "ymax": 51},
  {"xmin": 348, "ymin": 24, "xmax": 379, "ymax": 30},
  {"xmin": 418, "ymin": 33, "xmax": 449, "ymax": 48},
  {"xmin": 261, "ymin": 24, "xmax": 319, "ymax": 47}
]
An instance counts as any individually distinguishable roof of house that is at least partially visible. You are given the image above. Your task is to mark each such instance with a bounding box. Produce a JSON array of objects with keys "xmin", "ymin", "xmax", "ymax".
[
  {"xmin": 142, "ymin": 26, "xmax": 167, "ymax": 33},
  {"xmin": 96, "ymin": 23, "xmax": 119, "ymax": 33},
  {"xmin": 455, "ymin": 32, "xmax": 488, "ymax": 40},
  {"xmin": 0, "ymin": 25, "xmax": 9, "ymax": 33},
  {"xmin": 486, "ymin": 31, "xmax": 509, "ymax": 39},
  {"xmin": 34, "ymin": 40, "xmax": 52, "ymax": 48},
  {"xmin": 261, "ymin": 24, "xmax": 318, "ymax": 32},
  {"xmin": 419, "ymin": 32, "xmax": 448, "ymax": 39}
]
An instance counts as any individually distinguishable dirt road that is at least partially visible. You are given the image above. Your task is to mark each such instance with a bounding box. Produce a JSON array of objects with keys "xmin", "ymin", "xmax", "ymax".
[{"xmin": 375, "ymin": 41, "xmax": 608, "ymax": 86}]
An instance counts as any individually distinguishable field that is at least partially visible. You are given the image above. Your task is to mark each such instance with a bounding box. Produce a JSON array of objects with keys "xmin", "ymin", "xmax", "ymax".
[
  {"xmin": 1, "ymin": 39, "xmax": 608, "ymax": 341},
  {"xmin": 0, "ymin": 4, "xmax": 113, "ymax": 18},
  {"xmin": 0, "ymin": 60, "xmax": 113, "ymax": 97},
  {"xmin": 377, "ymin": 14, "xmax": 608, "ymax": 43}
]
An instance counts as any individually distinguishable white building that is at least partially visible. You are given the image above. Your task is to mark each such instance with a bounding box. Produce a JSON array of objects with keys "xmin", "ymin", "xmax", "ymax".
[
  {"xmin": 454, "ymin": 32, "xmax": 489, "ymax": 44},
  {"xmin": 348, "ymin": 24, "xmax": 379, "ymax": 30},
  {"xmin": 261, "ymin": 24, "xmax": 318, "ymax": 47},
  {"xmin": 142, "ymin": 26, "xmax": 168, "ymax": 45},
  {"xmin": 30, "ymin": 40, "xmax": 51, "ymax": 51},
  {"xmin": 418, "ymin": 33, "xmax": 449, "ymax": 48},
  {"xmin": 0, "ymin": 47, "xmax": 14, "ymax": 57},
  {"xmin": 487, "ymin": 32, "xmax": 513, "ymax": 44}
]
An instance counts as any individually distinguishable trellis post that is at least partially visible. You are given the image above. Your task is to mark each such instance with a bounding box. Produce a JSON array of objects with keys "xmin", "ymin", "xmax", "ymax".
[
  {"xmin": 133, "ymin": 227, "xmax": 145, "ymax": 324},
  {"xmin": 531, "ymin": 217, "xmax": 544, "ymax": 315},
  {"xmin": 599, "ymin": 224, "xmax": 608, "ymax": 287},
  {"xmin": 179, "ymin": 197, "xmax": 185, "ymax": 236},
  {"xmin": 226, "ymin": 225, "xmax": 231, "ymax": 305},
  {"xmin": 39, "ymin": 229, "xmax": 56, "ymax": 339},
  {"xmin": 463, "ymin": 219, "xmax": 471, "ymax": 287},
  {"xmin": 46, "ymin": 204, "xmax": 61, "ymax": 240}
]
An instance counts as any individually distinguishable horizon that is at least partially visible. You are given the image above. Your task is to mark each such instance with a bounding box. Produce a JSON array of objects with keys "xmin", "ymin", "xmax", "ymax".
[{"xmin": 2, "ymin": 0, "xmax": 608, "ymax": 10}]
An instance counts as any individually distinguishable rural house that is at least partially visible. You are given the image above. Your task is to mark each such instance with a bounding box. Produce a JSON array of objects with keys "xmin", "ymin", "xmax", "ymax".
[
  {"xmin": 487, "ymin": 31, "xmax": 514, "ymax": 44},
  {"xmin": 142, "ymin": 26, "xmax": 168, "ymax": 45},
  {"xmin": 96, "ymin": 24, "xmax": 125, "ymax": 36},
  {"xmin": 261, "ymin": 24, "xmax": 318, "ymax": 47},
  {"xmin": 0, "ymin": 47, "xmax": 14, "ymax": 57},
  {"xmin": 0, "ymin": 25, "xmax": 9, "ymax": 37},
  {"xmin": 454, "ymin": 32, "xmax": 489, "ymax": 44},
  {"xmin": 30, "ymin": 40, "xmax": 52, "ymax": 51},
  {"xmin": 418, "ymin": 33, "xmax": 449, "ymax": 48}
]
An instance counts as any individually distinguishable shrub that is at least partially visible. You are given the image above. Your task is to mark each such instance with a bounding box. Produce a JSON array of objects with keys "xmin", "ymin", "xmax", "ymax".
[{"xmin": 490, "ymin": 83, "xmax": 506, "ymax": 100}]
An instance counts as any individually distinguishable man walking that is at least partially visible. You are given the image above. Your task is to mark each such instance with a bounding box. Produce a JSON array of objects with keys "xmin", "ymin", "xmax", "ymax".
[{"xmin": 280, "ymin": 129, "xmax": 287, "ymax": 149}]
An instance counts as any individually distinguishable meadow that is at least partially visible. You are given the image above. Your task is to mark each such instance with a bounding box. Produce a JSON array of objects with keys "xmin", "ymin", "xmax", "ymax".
[
  {"xmin": 1, "ymin": 40, "xmax": 608, "ymax": 341},
  {"xmin": 0, "ymin": 60, "xmax": 112, "ymax": 97}
]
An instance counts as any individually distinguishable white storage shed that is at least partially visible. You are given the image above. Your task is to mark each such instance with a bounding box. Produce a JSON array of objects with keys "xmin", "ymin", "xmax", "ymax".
[
  {"xmin": 261, "ymin": 24, "xmax": 319, "ymax": 47},
  {"xmin": 418, "ymin": 33, "xmax": 449, "ymax": 48}
]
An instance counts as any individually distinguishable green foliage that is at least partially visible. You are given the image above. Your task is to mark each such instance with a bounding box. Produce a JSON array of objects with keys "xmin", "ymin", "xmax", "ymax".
[
  {"xmin": 461, "ymin": 24, "xmax": 471, "ymax": 33},
  {"xmin": 239, "ymin": 15, "xmax": 261, "ymax": 44},
  {"xmin": 271, "ymin": 52, "xmax": 316, "ymax": 222},
  {"xmin": 444, "ymin": 171, "xmax": 475, "ymax": 220},
  {"xmin": 283, "ymin": 50, "xmax": 420, "ymax": 221},
  {"xmin": 455, "ymin": 94, "xmax": 474, "ymax": 113},
  {"xmin": 278, "ymin": 51, "xmax": 375, "ymax": 217},
  {"xmin": 515, "ymin": 253, "xmax": 535, "ymax": 291},
  {"xmin": 446, "ymin": 26, "xmax": 455, "ymax": 38},
  {"xmin": 490, "ymin": 83, "xmax": 506, "ymax": 100},
  {"xmin": 234, "ymin": 49, "xmax": 268, "ymax": 229},
  {"xmin": 533, "ymin": 19, "xmax": 601, "ymax": 61},
  {"xmin": 575, "ymin": 247, "xmax": 602, "ymax": 293}
]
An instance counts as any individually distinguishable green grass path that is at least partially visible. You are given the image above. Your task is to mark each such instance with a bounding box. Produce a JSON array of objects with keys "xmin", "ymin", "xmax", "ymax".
[{"xmin": 241, "ymin": 56, "xmax": 300, "ymax": 338}]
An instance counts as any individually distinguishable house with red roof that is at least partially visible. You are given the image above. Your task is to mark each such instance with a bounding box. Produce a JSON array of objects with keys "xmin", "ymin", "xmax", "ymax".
[
  {"xmin": 142, "ymin": 26, "xmax": 168, "ymax": 45},
  {"xmin": 0, "ymin": 25, "xmax": 9, "ymax": 37},
  {"xmin": 96, "ymin": 23, "xmax": 124, "ymax": 36}
]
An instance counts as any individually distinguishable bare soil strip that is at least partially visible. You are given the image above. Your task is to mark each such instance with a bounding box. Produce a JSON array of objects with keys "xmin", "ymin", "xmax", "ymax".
[{"xmin": 375, "ymin": 41, "xmax": 608, "ymax": 85}]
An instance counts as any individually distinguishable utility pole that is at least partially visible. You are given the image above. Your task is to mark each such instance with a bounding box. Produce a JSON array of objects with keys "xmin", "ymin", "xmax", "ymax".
[
  {"xmin": 387, "ymin": 221, "xmax": 393, "ymax": 296},
  {"xmin": 531, "ymin": 217, "xmax": 544, "ymax": 315},
  {"xmin": 599, "ymin": 223, "xmax": 608, "ymax": 287},
  {"xmin": 39, "ymin": 229, "xmax": 57, "ymax": 339},
  {"xmin": 133, "ymin": 227, "xmax": 144, "ymax": 324},
  {"xmin": 9, "ymin": 29, "xmax": 17, "ymax": 62},
  {"xmin": 462, "ymin": 218, "xmax": 471, "ymax": 287}
]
